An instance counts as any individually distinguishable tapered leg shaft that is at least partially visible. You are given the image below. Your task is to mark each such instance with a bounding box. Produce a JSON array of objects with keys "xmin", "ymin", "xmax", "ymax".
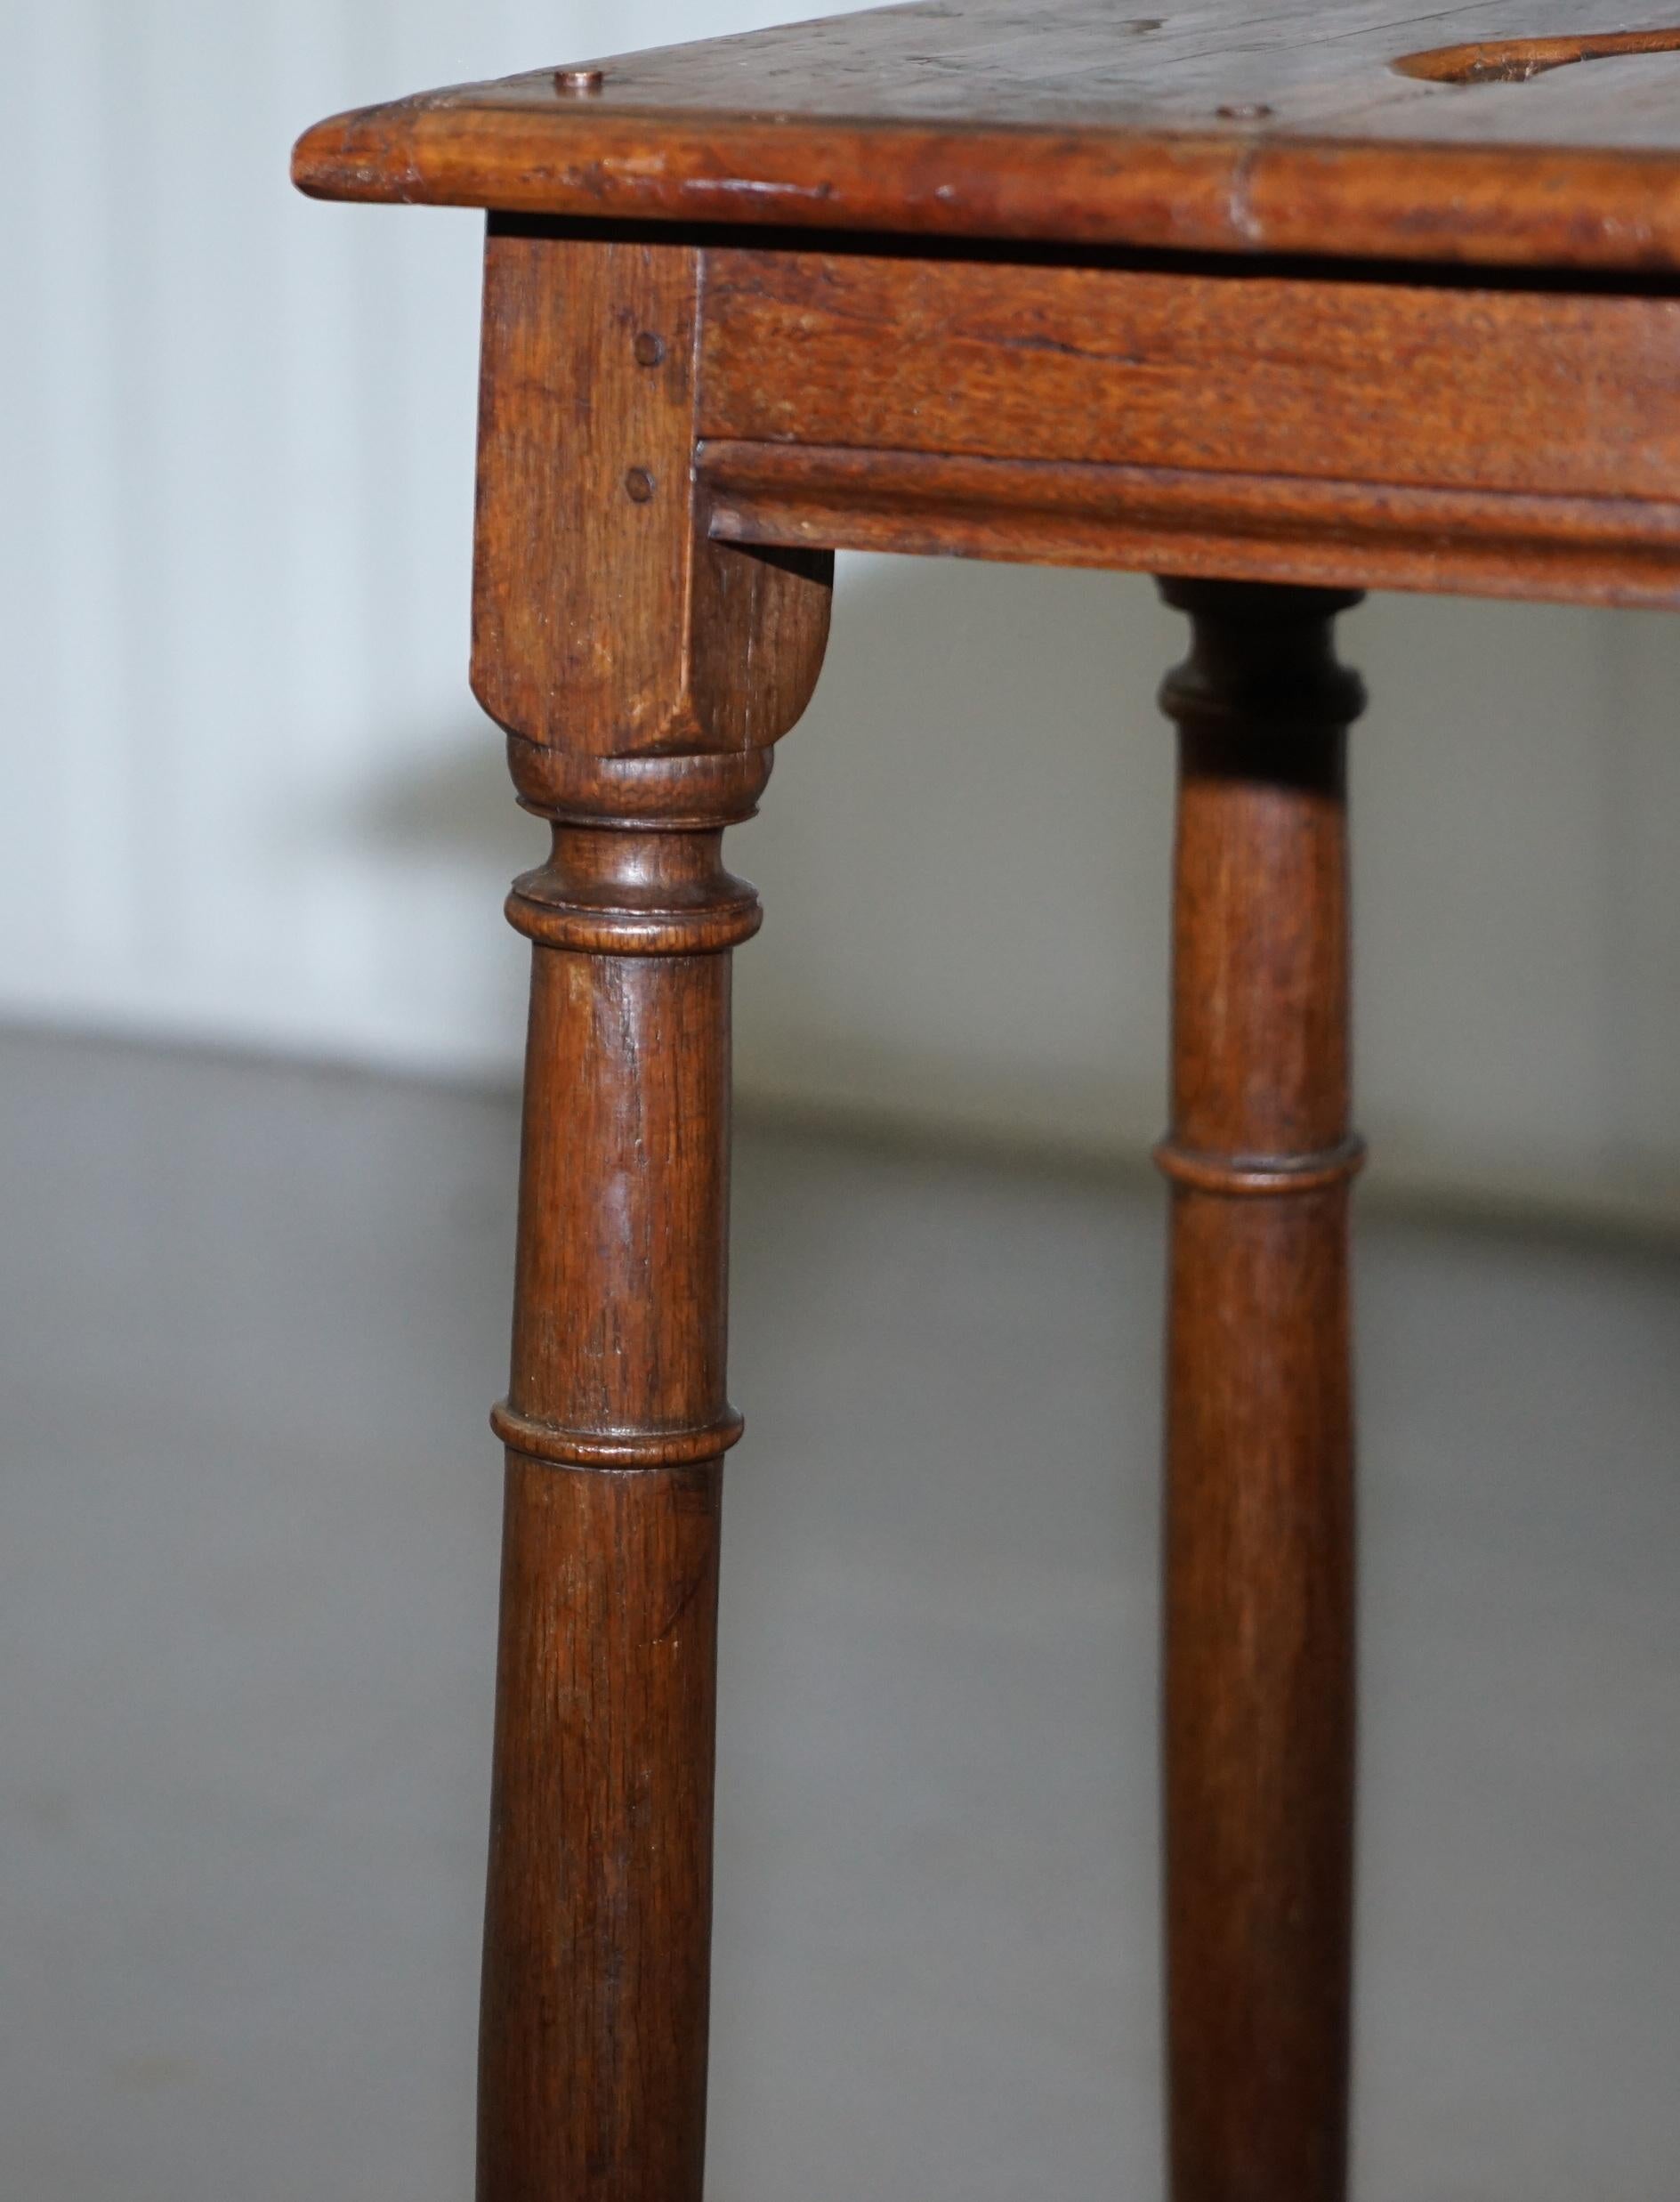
[
  {"xmin": 477, "ymin": 814, "xmax": 763, "ymax": 2202},
  {"xmin": 1156, "ymin": 579, "xmax": 1366, "ymax": 2202}
]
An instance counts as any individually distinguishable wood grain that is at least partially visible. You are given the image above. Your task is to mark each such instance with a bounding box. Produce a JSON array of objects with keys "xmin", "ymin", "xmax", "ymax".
[
  {"xmin": 700, "ymin": 250, "xmax": 1680, "ymax": 502},
  {"xmin": 292, "ymin": 0, "xmax": 1680, "ymax": 271},
  {"xmin": 1157, "ymin": 578, "xmax": 1362, "ymax": 2202},
  {"xmin": 700, "ymin": 439, "xmax": 1680, "ymax": 608},
  {"xmin": 480, "ymin": 1454, "xmax": 722, "ymax": 2202}
]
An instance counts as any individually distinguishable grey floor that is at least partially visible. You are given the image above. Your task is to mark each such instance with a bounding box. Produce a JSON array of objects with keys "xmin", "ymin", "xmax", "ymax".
[{"xmin": 2, "ymin": 1025, "xmax": 1676, "ymax": 2202}]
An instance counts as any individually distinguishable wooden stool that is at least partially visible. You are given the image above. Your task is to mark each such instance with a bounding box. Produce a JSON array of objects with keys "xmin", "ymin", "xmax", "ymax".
[{"xmin": 294, "ymin": 7, "xmax": 1680, "ymax": 2194}]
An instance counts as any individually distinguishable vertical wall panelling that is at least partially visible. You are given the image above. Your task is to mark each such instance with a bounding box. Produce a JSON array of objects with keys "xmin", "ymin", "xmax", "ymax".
[{"xmin": 6, "ymin": 0, "xmax": 137, "ymax": 972}]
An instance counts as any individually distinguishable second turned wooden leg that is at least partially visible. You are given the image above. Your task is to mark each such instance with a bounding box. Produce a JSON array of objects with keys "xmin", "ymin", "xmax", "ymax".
[{"xmin": 1155, "ymin": 579, "xmax": 1367, "ymax": 2202}]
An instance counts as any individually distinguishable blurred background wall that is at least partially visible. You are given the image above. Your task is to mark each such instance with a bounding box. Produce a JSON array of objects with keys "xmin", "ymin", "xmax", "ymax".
[{"xmin": 3, "ymin": 0, "xmax": 1677, "ymax": 1230}]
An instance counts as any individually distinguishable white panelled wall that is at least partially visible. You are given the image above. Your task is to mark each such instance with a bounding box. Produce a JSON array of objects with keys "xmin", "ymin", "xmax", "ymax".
[{"xmin": 3, "ymin": 0, "xmax": 1678, "ymax": 1227}]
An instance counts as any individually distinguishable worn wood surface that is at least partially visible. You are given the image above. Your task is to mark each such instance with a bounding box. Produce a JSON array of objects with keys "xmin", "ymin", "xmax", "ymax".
[
  {"xmin": 701, "ymin": 250, "xmax": 1680, "ymax": 499},
  {"xmin": 1156, "ymin": 578, "xmax": 1363, "ymax": 2202},
  {"xmin": 294, "ymin": 0, "xmax": 1680, "ymax": 271},
  {"xmin": 474, "ymin": 224, "xmax": 832, "ymax": 777}
]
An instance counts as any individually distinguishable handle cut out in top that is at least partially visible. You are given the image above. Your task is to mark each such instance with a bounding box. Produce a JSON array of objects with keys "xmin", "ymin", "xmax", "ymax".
[{"xmin": 1394, "ymin": 24, "xmax": 1680, "ymax": 82}]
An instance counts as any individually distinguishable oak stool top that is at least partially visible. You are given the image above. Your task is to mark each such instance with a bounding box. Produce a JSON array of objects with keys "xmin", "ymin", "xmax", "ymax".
[{"xmin": 293, "ymin": 0, "xmax": 1680, "ymax": 271}]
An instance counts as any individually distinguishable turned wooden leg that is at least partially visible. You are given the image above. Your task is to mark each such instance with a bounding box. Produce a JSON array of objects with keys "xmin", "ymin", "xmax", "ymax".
[
  {"xmin": 1155, "ymin": 578, "xmax": 1366, "ymax": 2202},
  {"xmin": 463, "ymin": 223, "xmax": 832, "ymax": 2202},
  {"xmin": 476, "ymin": 778, "xmax": 767, "ymax": 2202}
]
